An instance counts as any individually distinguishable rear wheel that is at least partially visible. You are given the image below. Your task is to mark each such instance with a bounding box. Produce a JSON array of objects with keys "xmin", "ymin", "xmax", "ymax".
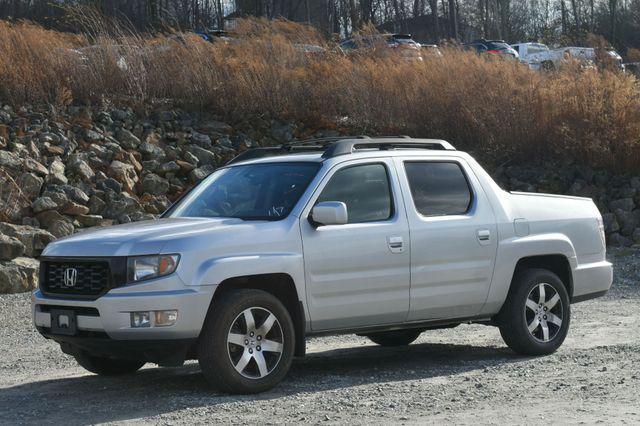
[
  {"xmin": 366, "ymin": 329, "xmax": 422, "ymax": 347},
  {"xmin": 498, "ymin": 268, "xmax": 570, "ymax": 355},
  {"xmin": 74, "ymin": 351, "xmax": 145, "ymax": 376},
  {"xmin": 198, "ymin": 289, "xmax": 295, "ymax": 394}
]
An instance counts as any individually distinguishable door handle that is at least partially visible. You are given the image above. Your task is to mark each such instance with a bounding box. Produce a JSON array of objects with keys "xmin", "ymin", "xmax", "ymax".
[
  {"xmin": 477, "ymin": 229, "xmax": 491, "ymax": 242},
  {"xmin": 387, "ymin": 236, "xmax": 404, "ymax": 253}
]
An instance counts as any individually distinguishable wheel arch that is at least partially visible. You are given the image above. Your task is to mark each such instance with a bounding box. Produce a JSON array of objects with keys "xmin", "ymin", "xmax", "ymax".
[
  {"xmin": 492, "ymin": 253, "xmax": 573, "ymax": 325},
  {"xmin": 511, "ymin": 254, "xmax": 574, "ymax": 298},
  {"xmin": 209, "ymin": 273, "xmax": 306, "ymax": 357}
]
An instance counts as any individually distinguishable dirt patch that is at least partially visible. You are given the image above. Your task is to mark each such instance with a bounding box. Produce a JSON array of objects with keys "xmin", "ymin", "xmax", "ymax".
[{"xmin": 0, "ymin": 250, "xmax": 638, "ymax": 425}]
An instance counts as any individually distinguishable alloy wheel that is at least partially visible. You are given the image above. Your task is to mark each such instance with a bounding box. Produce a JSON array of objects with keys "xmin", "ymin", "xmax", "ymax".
[
  {"xmin": 226, "ymin": 307, "xmax": 284, "ymax": 379},
  {"xmin": 524, "ymin": 283, "xmax": 564, "ymax": 342}
]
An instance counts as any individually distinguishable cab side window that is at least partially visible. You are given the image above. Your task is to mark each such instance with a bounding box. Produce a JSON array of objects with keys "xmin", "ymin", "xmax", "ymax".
[
  {"xmin": 317, "ymin": 164, "xmax": 393, "ymax": 223},
  {"xmin": 404, "ymin": 162, "xmax": 472, "ymax": 216}
]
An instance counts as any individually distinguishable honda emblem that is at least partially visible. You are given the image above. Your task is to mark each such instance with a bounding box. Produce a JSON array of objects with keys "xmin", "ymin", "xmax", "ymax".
[{"xmin": 63, "ymin": 268, "xmax": 78, "ymax": 287}]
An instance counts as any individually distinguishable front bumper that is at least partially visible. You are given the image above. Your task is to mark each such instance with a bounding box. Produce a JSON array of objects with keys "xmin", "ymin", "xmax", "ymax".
[
  {"xmin": 33, "ymin": 274, "xmax": 216, "ymax": 340},
  {"xmin": 39, "ymin": 331, "xmax": 197, "ymax": 365}
]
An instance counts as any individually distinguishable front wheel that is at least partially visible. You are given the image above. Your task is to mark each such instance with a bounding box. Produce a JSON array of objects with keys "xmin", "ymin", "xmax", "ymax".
[
  {"xmin": 198, "ymin": 289, "xmax": 295, "ymax": 394},
  {"xmin": 74, "ymin": 351, "xmax": 145, "ymax": 376},
  {"xmin": 498, "ymin": 268, "xmax": 570, "ymax": 355},
  {"xmin": 366, "ymin": 329, "xmax": 422, "ymax": 346}
]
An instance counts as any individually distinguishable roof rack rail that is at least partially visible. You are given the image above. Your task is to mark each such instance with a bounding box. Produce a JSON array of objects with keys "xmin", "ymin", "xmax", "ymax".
[
  {"xmin": 321, "ymin": 138, "xmax": 455, "ymax": 158},
  {"xmin": 225, "ymin": 136, "xmax": 455, "ymax": 165},
  {"xmin": 225, "ymin": 145, "xmax": 326, "ymax": 165}
]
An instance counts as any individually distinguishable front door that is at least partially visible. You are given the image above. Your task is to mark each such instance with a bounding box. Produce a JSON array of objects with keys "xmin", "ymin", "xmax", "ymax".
[{"xmin": 300, "ymin": 158, "xmax": 411, "ymax": 331}]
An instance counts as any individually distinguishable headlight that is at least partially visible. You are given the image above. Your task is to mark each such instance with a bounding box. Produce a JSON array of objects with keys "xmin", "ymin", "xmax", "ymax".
[{"xmin": 127, "ymin": 254, "xmax": 180, "ymax": 283}]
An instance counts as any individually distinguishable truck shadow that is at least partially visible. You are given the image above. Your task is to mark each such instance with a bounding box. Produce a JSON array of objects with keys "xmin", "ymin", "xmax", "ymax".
[{"xmin": 1, "ymin": 342, "xmax": 529, "ymax": 425}]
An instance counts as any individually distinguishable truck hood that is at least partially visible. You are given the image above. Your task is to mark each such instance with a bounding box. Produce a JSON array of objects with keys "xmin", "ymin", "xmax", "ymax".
[{"xmin": 42, "ymin": 217, "xmax": 249, "ymax": 257}]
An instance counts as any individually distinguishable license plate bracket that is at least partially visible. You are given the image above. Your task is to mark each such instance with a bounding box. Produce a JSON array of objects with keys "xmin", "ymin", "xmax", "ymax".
[{"xmin": 50, "ymin": 309, "xmax": 77, "ymax": 336}]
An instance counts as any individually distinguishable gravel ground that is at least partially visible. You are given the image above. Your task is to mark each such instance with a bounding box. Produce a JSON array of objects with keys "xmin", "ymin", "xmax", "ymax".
[{"xmin": 1, "ymin": 248, "xmax": 639, "ymax": 425}]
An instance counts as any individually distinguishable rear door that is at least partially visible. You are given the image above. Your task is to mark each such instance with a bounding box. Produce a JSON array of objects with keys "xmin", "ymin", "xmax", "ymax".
[
  {"xmin": 394, "ymin": 157, "xmax": 498, "ymax": 321},
  {"xmin": 300, "ymin": 158, "xmax": 411, "ymax": 331}
]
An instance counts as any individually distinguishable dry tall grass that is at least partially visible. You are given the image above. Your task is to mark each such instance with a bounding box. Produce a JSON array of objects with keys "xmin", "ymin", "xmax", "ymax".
[{"xmin": 0, "ymin": 18, "xmax": 639, "ymax": 170}]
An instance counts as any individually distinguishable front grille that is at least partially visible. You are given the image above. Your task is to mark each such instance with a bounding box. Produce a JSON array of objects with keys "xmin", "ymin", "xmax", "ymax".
[{"xmin": 42, "ymin": 261, "xmax": 110, "ymax": 297}]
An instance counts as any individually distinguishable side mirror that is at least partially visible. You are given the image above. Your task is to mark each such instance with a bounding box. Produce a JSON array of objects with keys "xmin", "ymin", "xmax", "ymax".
[{"xmin": 311, "ymin": 201, "xmax": 348, "ymax": 226}]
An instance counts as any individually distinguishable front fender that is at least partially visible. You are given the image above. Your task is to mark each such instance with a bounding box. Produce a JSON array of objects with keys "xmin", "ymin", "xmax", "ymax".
[
  {"xmin": 188, "ymin": 253, "xmax": 305, "ymax": 287},
  {"xmin": 480, "ymin": 233, "xmax": 577, "ymax": 316}
]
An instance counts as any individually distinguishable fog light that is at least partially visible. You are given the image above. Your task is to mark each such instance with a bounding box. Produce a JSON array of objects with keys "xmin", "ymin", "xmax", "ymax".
[
  {"xmin": 154, "ymin": 310, "xmax": 178, "ymax": 327},
  {"xmin": 131, "ymin": 311, "xmax": 151, "ymax": 328}
]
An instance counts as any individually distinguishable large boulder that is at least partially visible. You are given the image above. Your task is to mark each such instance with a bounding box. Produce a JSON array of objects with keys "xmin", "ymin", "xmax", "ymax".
[
  {"xmin": 49, "ymin": 220, "xmax": 74, "ymax": 238},
  {"xmin": 0, "ymin": 235, "xmax": 25, "ymax": 261},
  {"xmin": 17, "ymin": 172, "xmax": 44, "ymax": 200},
  {"xmin": 67, "ymin": 157, "xmax": 95, "ymax": 182},
  {"xmin": 141, "ymin": 173, "xmax": 169, "ymax": 195},
  {"xmin": 23, "ymin": 158, "xmax": 49, "ymax": 176},
  {"xmin": 41, "ymin": 188, "xmax": 70, "ymax": 208},
  {"xmin": 35, "ymin": 209, "xmax": 66, "ymax": 228},
  {"xmin": 184, "ymin": 145, "xmax": 217, "ymax": 166},
  {"xmin": 0, "ymin": 150, "xmax": 21, "ymax": 170},
  {"xmin": 609, "ymin": 198, "xmax": 635, "ymax": 212},
  {"xmin": 31, "ymin": 196, "xmax": 57, "ymax": 213},
  {"xmin": 62, "ymin": 201, "xmax": 90, "ymax": 216},
  {"xmin": 61, "ymin": 185, "xmax": 90, "ymax": 205},
  {"xmin": 191, "ymin": 132, "xmax": 212, "ymax": 148},
  {"xmin": 189, "ymin": 165, "xmax": 215, "ymax": 183},
  {"xmin": 102, "ymin": 191, "xmax": 143, "ymax": 220},
  {"xmin": 139, "ymin": 141, "xmax": 166, "ymax": 162},
  {"xmin": 0, "ymin": 223, "xmax": 55, "ymax": 257},
  {"xmin": 47, "ymin": 158, "xmax": 68, "ymax": 185},
  {"xmin": 110, "ymin": 160, "xmax": 138, "ymax": 193},
  {"xmin": 613, "ymin": 208, "xmax": 640, "ymax": 236},
  {"xmin": 0, "ymin": 257, "xmax": 39, "ymax": 293},
  {"xmin": 158, "ymin": 161, "xmax": 181, "ymax": 175},
  {"xmin": 77, "ymin": 214, "xmax": 112, "ymax": 228},
  {"xmin": 116, "ymin": 128, "xmax": 141, "ymax": 149}
]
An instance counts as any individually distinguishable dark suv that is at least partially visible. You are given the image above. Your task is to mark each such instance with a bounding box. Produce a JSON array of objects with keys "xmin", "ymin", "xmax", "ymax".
[
  {"xmin": 463, "ymin": 39, "xmax": 519, "ymax": 59},
  {"xmin": 339, "ymin": 34, "xmax": 423, "ymax": 61}
]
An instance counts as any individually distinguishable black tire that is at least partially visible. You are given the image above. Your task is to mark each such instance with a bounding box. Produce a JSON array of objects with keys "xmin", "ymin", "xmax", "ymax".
[
  {"xmin": 498, "ymin": 268, "xmax": 570, "ymax": 355},
  {"xmin": 74, "ymin": 351, "xmax": 145, "ymax": 376},
  {"xmin": 366, "ymin": 329, "xmax": 422, "ymax": 347},
  {"xmin": 198, "ymin": 289, "xmax": 295, "ymax": 394}
]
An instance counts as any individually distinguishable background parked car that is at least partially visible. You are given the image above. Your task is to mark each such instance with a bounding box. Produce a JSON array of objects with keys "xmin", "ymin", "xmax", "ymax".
[
  {"xmin": 525, "ymin": 46, "xmax": 597, "ymax": 71},
  {"xmin": 511, "ymin": 42, "xmax": 550, "ymax": 70},
  {"xmin": 420, "ymin": 43, "xmax": 443, "ymax": 57},
  {"xmin": 194, "ymin": 29, "xmax": 234, "ymax": 43},
  {"xmin": 463, "ymin": 39, "xmax": 519, "ymax": 59},
  {"xmin": 339, "ymin": 33, "xmax": 423, "ymax": 61},
  {"xmin": 601, "ymin": 48, "xmax": 625, "ymax": 70},
  {"xmin": 293, "ymin": 43, "xmax": 326, "ymax": 55}
]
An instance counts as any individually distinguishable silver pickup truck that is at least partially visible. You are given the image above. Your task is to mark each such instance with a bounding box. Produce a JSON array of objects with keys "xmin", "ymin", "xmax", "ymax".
[{"xmin": 33, "ymin": 137, "xmax": 612, "ymax": 393}]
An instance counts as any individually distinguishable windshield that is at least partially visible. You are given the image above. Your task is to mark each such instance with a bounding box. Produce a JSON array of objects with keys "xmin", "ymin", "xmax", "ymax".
[{"xmin": 168, "ymin": 162, "xmax": 320, "ymax": 221}]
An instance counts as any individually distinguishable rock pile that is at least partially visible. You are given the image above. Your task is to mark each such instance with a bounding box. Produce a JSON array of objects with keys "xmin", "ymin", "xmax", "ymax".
[
  {"xmin": 0, "ymin": 103, "xmax": 639, "ymax": 293},
  {"xmin": 0, "ymin": 104, "xmax": 320, "ymax": 292}
]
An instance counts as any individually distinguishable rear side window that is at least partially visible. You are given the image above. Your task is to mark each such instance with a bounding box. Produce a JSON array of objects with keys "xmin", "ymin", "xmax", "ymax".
[
  {"xmin": 404, "ymin": 162, "xmax": 472, "ymax": 216},
  {"xmin": 317, "ymin": 163, "xmax": 392, "ymax": 223}
]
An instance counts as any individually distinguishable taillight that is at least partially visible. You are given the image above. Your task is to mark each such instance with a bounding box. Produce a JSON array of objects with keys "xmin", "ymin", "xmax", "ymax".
[
  {"xmin": 596, "ymin": 216, "xmax": 606, "ymax": 247},
  {"xmin": 486, "ymin": 50, "xmax": 501, "ymax": 54}
]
